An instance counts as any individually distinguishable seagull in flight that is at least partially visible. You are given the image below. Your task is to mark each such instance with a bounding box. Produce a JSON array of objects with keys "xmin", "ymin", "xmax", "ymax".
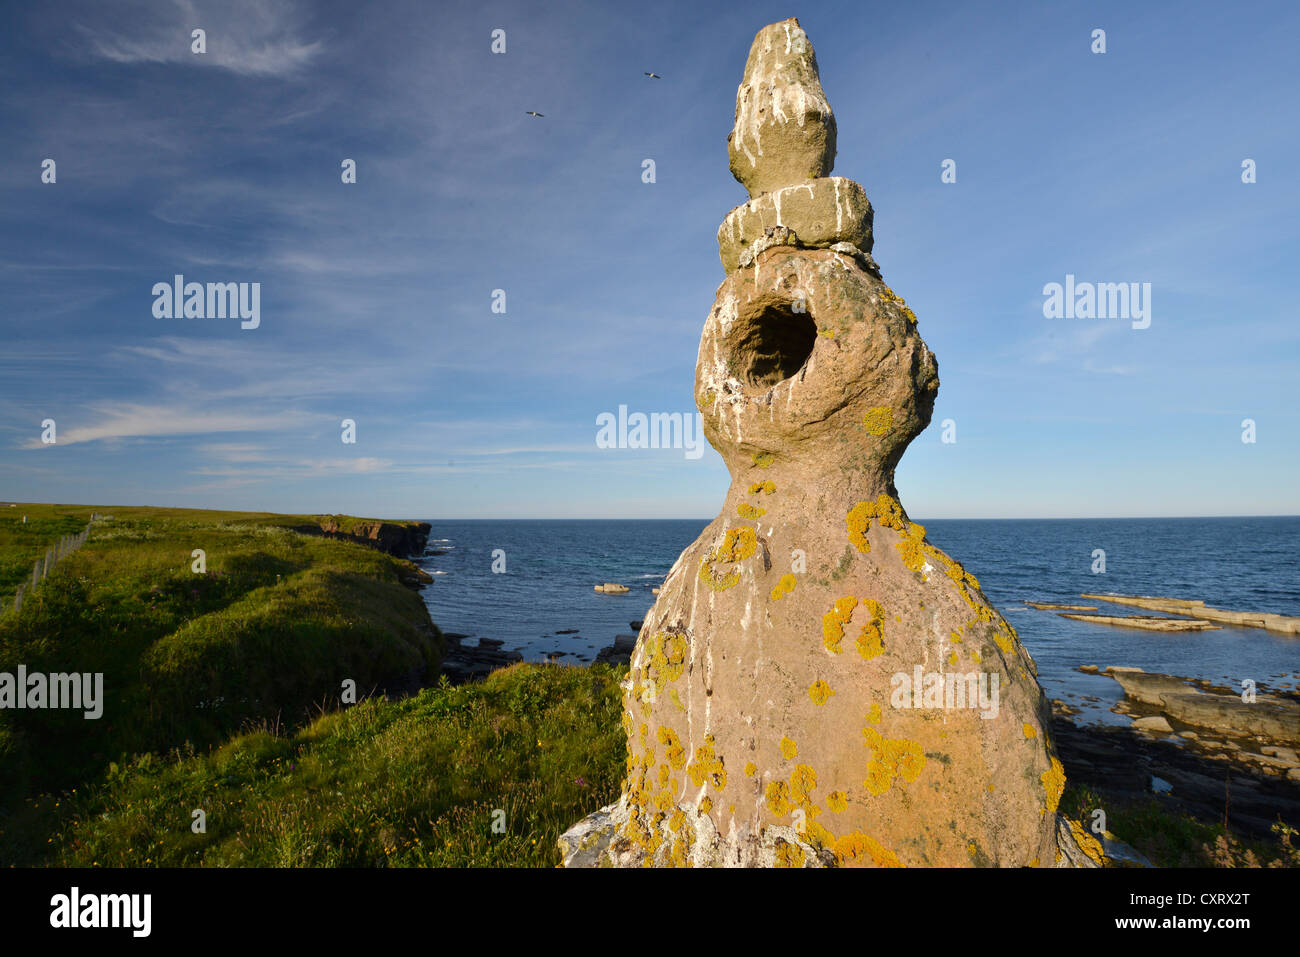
[
  {"xmin": 525, "ymin": 110, "xmax": 544, "ymax": 117},
  {"xmin": 644, "ymin": 72, "xmax": 662, "ymax": 79}
]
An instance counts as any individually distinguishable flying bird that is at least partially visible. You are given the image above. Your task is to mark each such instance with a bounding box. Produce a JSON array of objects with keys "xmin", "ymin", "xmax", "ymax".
[
  {"xmin": 525, "ymin": 110, "xmax": 544, "ymax": 117},
  {"xmin": 644, "ymin": 72, "xmax": 662, "ymax": 79}
]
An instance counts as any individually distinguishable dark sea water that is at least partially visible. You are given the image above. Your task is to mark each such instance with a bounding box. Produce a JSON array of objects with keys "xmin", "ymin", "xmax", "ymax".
[{"xmin": 416, "ymin": 517, "xmax": 1300, "ymax": 725}]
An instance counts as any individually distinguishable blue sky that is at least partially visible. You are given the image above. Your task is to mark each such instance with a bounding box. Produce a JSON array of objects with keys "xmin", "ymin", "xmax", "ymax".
[{"xmin": 1, "ymin": 0, "xmax": 1296, "ymax": 519}]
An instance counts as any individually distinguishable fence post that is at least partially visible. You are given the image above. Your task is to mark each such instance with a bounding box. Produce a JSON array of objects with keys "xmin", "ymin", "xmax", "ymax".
[
  {"xmin": 13, "ymin": 586, "xmax": 21, "ymax": 612},
  {"xmin": 32, "ymin": 561, "xmax": 40, "ymax": 588}
]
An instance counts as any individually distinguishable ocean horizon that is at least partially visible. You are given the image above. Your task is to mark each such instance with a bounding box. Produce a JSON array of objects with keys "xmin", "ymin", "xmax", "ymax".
[{"xmin": 416, "ymin": 515, "xmax": 1300, "ymax": 726}]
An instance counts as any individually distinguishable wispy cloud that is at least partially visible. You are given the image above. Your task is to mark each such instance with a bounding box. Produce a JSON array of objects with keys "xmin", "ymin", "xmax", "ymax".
[
  {"xmin": 20, "ymin": 403, "xmax": 320, "ymax": 448},
  {"xmin": 76, "ymin": 0, "xmax": 323, "ymax": 77}
]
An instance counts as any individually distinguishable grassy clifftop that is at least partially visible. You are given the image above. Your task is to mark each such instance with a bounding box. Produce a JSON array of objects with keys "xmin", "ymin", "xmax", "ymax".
[{"xmin": 0, "ymin": 504, "xmax": 443, "ymax": 857}]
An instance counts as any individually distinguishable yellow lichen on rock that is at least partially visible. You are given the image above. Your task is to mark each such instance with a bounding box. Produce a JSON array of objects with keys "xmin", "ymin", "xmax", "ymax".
[
  {"xmin": 779, "ymin": 736, "xmax": 798, "ymax": 760},
  {"xmin": 644, "ymin": 632, "xmax": 688, "ymax": 689},
  {"xmin": 657, "ymin": 725, "xmax": 687, "ymax": 770},
  {"xmin": 687, "ymin": 733, "xmax": 727, "ymax": 791},
  {"xmin": 855, "ymin": 598, "xmax": 886, "ymax": 660},
  {"xmin": 790, "ymin": 765, "xmax": 817, "ymax": 806},
  {"xmin": 846, "ymin": 494, "xmax": 906, "ymax": 554},
  {"xmin": 698, "ymin": 557, "xmax": 740, "ymax": 592},
  {"xmin": 808, "ymin": 679, "xmax": 835, "ymax": 705},
  {"xmin": 737, "ymin": 503, "xmax": 767, "ymax": 520},
  {"xmin": 862, "ymin": 406, "xmax": 894, "ymax": 436},
  {"xmin": 765, "ymin": 780, "xmax": 794, "ymax": 816},
  {"xmin": 896, "ymin": 523, "xmax": 928, "ymax": 572},
  {"xmin": 833, "ymin": 831, "xmax": 903, "ymax": 868},
  {"xmin": 822, "ymin": 596, "xmax": 857, "ymax": 652},
  {"xmin": 846, "ymin": 504, "xmax": 873, "ymax": 554},
  {"xmin": 862, "ymin": 726, "xmax": 926, "ymax": 796},
  {"xmin": 877, "ymin": 286, "xmax": 918, "ymax": 325},
  {"xmin": 774, "ymin": 841, "xmax": 806, "ymax": 868},
  {"xmin": 1041, "ymin": 756, "xmax": 1066, "ymax": 814},
  {"xmin": 771, "ymin": 572, "xmax": 798, "ymax": 602},
  {"xmin": 1067, "ymin": 818, "xmax": 1106, "ymax": 866},
  {"xmin": 698, "ymin": 525, "xmax": 757, "ymax": 592}
]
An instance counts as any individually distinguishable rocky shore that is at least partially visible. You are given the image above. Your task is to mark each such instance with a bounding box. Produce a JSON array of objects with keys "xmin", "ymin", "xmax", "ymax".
[
  {"xmin": 438, "ymin": 633, "xmax": 524, "ymax": 683},
  {"xmin": 1052, "ymin": 666, "xmax": 1300, "ymax": 842}
]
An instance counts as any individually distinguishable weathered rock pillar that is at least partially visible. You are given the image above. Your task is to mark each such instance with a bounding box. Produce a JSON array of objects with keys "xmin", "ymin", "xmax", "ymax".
[{"xmin": 560, "ymin": 17, "xmax": 1097, "ymax": 868}]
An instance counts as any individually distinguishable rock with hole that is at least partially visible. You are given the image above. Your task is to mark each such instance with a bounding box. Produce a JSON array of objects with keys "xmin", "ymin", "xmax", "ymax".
[{"xmin": 559, "ymin": 16, "xmax": 1095, "ymax": 869}]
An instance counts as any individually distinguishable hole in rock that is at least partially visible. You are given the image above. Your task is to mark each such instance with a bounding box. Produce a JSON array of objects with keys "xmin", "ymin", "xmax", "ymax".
[{"xmin": 733, "ymin": 302, "xmax": 818, "ymax": 389}]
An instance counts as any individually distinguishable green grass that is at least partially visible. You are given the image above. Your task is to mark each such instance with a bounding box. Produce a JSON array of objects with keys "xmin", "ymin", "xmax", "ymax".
[
  {"xmin": 1060, "ymin": 780, "xmax": 1299, "ymax": 867},
  {"xmin": 0, "ymin": 504, "xmax": 90, "ymax": 594},
  {"xmin": 0, "ymin": 504, "xmax": 442, "ymax": 820},
  {"xmin": 8, "ymin": 663, "xmax": 626, "ymax": 867}
]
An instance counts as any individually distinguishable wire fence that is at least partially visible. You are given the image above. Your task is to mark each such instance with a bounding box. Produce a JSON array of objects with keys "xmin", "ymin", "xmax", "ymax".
[{"xmin": 5, "ymin": 514, "xmax": 96, "ymax": 615}]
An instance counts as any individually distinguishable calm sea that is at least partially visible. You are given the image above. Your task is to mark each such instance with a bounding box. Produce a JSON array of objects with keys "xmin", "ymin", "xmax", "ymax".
[{"xmin": 416, "ymin": 517, "xmax": 1300, "ymax": 724}]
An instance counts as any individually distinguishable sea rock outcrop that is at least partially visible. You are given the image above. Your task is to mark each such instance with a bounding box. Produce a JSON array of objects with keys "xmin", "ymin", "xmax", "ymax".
[
  {"xmin": 559, "ymin": 17, "xmax": 1093, "ymax": 868},
  {"xmin": 438, "ymin": 634, "xmax": 524, "ymax": 684},
  {"xmin": 297, "ymin": 516, "xmax": 432, "ymax": 558},
  {"xmin": 1104, "ymin": 667, "xmax": 1300, "ymax": 746}
]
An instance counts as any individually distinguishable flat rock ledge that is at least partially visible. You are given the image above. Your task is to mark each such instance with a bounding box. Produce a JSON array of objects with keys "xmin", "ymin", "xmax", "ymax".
[
  {"xmin": 1060, "ymin": 613, "xmax": 1219, "ymax": 632},
  {"xmin": 1082, "ymin": 594, "xmax": 1300, "ymax": 635}
]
